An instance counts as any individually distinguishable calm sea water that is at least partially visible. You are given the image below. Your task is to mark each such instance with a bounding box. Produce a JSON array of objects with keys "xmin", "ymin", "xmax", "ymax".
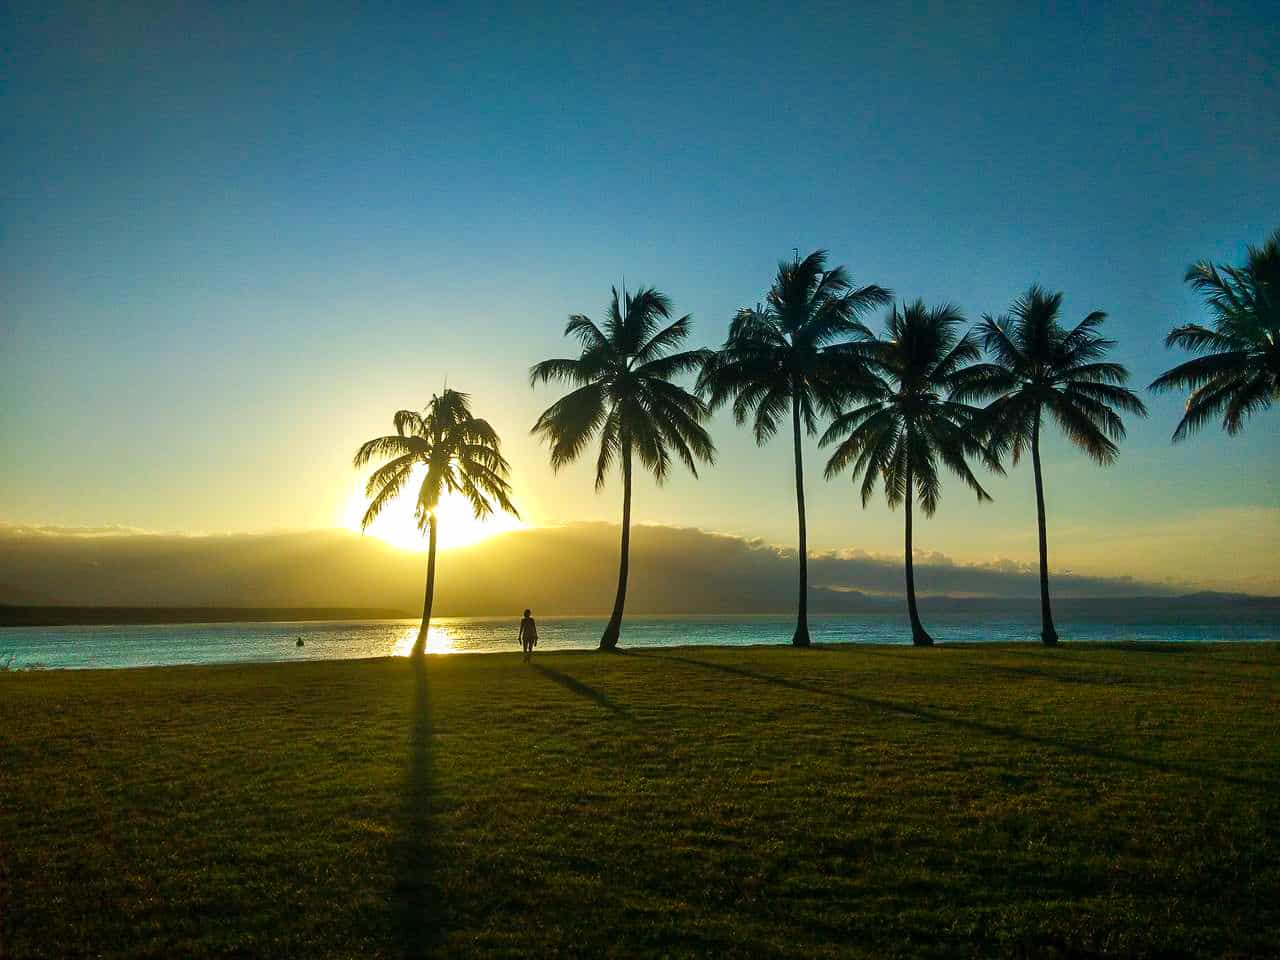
[{"xmin": 2, "ymin": 613, "xmax": 1276, "ymax": 670}]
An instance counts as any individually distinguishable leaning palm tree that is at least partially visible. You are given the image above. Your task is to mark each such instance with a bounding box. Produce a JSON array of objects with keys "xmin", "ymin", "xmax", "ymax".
[
  {"xmin": 531, "ymin": 286, "xmax": 715, "ymax": 651},
  {"xmin": 962, "ymin": 287, "xmax": 1147, "ymax": 645},
  {"xmin": 1149, "ymin": 228, "xmax": 1279, "ymax": 439},
  {"xmin": 698, "ymin": 251, "xmax": 890, "ymax": 646},
  {"xmin": 822, "ymin": 301, "xmax": 1002, "ymax": 646},
  {"xmin": 354, "ymin": 389, "xmax": 517, "ymax": 657}
]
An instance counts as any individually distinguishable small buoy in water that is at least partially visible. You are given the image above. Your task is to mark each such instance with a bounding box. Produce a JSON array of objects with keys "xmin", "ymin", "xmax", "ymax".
[{"xmin": 296, "ymin": 637, "xmax": 305, "ymax": 648}]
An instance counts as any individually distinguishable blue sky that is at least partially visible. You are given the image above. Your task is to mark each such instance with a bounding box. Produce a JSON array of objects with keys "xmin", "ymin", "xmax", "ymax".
[{"xmin": 3, "ymin": 1, "xmax": 1277, "ymax": 592}]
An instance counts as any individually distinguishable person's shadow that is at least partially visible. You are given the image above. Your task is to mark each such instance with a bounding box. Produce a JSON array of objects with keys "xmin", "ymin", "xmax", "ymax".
[{"xmin": 530, "ymin": 662, "xmax": 630, "ymax": 718}]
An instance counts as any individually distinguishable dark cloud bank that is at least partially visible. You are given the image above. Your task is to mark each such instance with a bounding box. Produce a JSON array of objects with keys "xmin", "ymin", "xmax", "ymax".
[{"xmin": 3, "ymin": 523, "xmax": 1273, "ymax": 622}]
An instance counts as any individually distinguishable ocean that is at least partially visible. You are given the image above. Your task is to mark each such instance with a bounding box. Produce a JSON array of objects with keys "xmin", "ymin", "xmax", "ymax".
[{"xmin": 3, "ymin": 612, "xmax": 1277, "ymax": 670}]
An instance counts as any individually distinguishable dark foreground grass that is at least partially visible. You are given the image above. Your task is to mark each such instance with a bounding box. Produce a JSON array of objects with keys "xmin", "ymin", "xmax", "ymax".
[{"xmin": 1, "ymin": 642, "xmax": 1277, "ymax": 958}]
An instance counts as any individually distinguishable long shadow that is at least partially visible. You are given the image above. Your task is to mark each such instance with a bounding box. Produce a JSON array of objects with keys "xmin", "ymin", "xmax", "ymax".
[
  {"xmin": 392, "ymin": 656, "xmax": 439, "ymax": 959},
  {"xmin": 531, "ymin": 662, "xmax": 630, "ymax": 718},
  {"xmin": 996, "ymin": 646, "xmax": 1278, "ymax": 684},
  {"xmin": 634, "ymin": 651, "xmax": 1273, "ymax": 790},
  {"xmin": 967, "ymin": 662, "xmax": 1132, "ymax": 686},
  {"xmin": 821, "ymin": 643, "xmax": 1279, "ymax": 691}
]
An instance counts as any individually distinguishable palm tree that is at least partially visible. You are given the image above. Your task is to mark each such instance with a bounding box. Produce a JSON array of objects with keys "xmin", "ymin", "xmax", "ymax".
[
  {"xmin": 697, "ymin": 251, "xmax": 891, "ymax": 646},
  {"xmin": 354, "ymin": 389, "xmax": 517, "ymax": 656},
  {"xmin": 963, "ymin": 287, "xmax": 1147, "ymax": 645},
  {"xmin": 821, "ymin": 301, "xmax": 1002, "ymax": 646},
  {"xmin": 531, "ymin": 286, "xmax": 715, "ymax": 651},
  {"xmin": 1149, "ymin": 228, "xmax": 1279, "ymax": 439}
]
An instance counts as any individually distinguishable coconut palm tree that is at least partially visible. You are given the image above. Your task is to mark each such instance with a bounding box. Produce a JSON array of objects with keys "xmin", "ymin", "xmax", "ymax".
[
  {"xmin": 821, "ymin": 301, "xmax": 1002, "ymax": 646},
  {"xmin": 354, "ymin": 389, "xmax": 517, "ymax": 656},
  {"xmin": 962, "ymin": 286, "xmax": 1147, "ymax": 645},
  {"xmin": 1149, "ymin": 228, "xmax": 1279, "ymax": 439},
  {"xmin": 531, "ymin": 286, "xmax": 715, "ymax": 651},
  {"xmin": 697, "ymin": 251, "xmax": 891, "ymax": 646}
]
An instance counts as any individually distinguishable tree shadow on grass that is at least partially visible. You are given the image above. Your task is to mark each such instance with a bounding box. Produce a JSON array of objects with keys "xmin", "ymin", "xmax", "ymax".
[
  {"xmin": 393, "ymin": 655, "xmax": 439, "ymax": 959},
  {"xmin": 966, "ymin": 663, "xmax": 1133, "ymax": 686},
  {"xmin": 634, "ymin": 652, "xmax": 1273, "ymax": 790},
  {"xmin": 831, "ymin": 643, "xmax": 1276, "ymax": 685},
  {"xmin": 531, "ymin": 662, "xmax": 630, "ymax": 718},
  {"xmin": 996, "ymin": 646, "xmax": 1278, "ymax": 683}
]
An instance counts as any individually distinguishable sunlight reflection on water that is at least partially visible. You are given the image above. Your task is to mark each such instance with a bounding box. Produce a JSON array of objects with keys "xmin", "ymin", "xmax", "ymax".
[{"xmin": 392, "ymin": 624, "xmax": 455, "ymax": 657}]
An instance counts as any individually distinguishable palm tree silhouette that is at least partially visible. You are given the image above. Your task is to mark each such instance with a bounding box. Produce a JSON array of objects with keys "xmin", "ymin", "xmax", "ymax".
[
  {"xmin": 698, "ymin": 251, "xmax": 890, "ymax": 646},
  {"xmin": 962, "ymin": 287, "xmax": 1146, "ymax": 645},
  {"xmin": 1149, "ymin": 228, "xmax": 1279, "ymax": 440},
  {"xmin": 354, "ymin": 389, "xmax": 517, "ymax": 656},
  {"xmin": 531, "ymin": 286, "xmax": 715, "ymax": 651},
  {"xmin": 821, "ymin": 301, "xmax": 1001, "ymax": 646}
]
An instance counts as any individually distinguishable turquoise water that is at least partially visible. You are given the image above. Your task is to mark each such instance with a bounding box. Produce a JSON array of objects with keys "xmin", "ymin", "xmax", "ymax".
[{"xmin": 2, "ymin": 612, "xmax": 1276, "ymax": 670}]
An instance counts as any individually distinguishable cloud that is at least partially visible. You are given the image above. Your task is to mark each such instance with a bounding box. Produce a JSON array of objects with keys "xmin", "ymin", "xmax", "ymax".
[
  {"xmin": 0, "ymin": 521, "xmax": 1207, "ymax": 614},
  {"xmin": 807, "ymin": 545, "xmax": 1168, "ymax": 599}
]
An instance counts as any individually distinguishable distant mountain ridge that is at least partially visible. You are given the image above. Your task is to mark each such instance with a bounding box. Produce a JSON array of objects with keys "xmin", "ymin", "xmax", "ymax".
[
  {"xmin": 0, "ymin": 606, "xmax": 414, "ymax": 627},
  {"xmin": 1, "ymin": 522, "xmax": 1274, "ymax": 619}
]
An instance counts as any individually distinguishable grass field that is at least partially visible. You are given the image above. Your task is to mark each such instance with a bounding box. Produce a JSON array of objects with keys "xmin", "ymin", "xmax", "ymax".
[{"xmin": 1, "ymin": 642, "xmax": 1277, "ymax": 958}]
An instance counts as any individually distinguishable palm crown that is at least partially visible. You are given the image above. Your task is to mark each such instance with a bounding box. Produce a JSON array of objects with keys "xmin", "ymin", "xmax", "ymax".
[
  {"xmin": 530, "ymin": 287, "xmax": 715, "ymax": 486},
  {"xmin": 966, "ymin": 286, "xmax": 1147, "ymax": 464},
  {"xmin": 1149, "ymin": 228, "xmax": 1280, "ymax": 440},
  {"xmin": 823, "ymin": 301, "xmax": 1000, "ymax": 513},
  {"xmin": 697, "ymin": 251, "xmax": 891, "ymax": 440},
  {"xmin": 354, "ymin": 389, "xmax": 517, "ymax": 532}
]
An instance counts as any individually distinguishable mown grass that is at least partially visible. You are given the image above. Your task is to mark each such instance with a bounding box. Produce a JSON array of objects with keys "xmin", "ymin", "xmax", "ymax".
[{"xmin": 1, "ymin": 642, "xmax": 1277, "ymax": 958}]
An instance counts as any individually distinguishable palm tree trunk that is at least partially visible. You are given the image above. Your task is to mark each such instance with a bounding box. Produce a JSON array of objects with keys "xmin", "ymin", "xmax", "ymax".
[
  {"xmin": 1031, "ymin": 413, "xmax": 1059, "ymax": 646},
  {"xmin": 904, "ymin": 456, "xmax": 934, "ymax": 646},
  {"xmin": 412, "ymin": 514, "xmax": 438, "ymax": 657},
  {"xmin": 791, "ymin": 396, "xmax": 811, "ymax": 648},
  {"xmin": 599, "ymin": 439, "xmax": 631, "ymax": 651}
]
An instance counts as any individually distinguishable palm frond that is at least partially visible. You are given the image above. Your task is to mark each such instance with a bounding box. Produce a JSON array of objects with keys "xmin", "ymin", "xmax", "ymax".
[
  {"xmin": 1222, "ymin": 371, "xmax": 1274, "ymax": 435},
  {"xmin": 360, "ymin": 463, "xmax": 413, "ymax": 530},
  {"xmin": 363, "ymin": 453, "xmax": 418, "ymax": 498},
  {"xmin": 531, "ymin": 382, "xmax": 608, "ymax": 470},
  {"xmin": 635, "ymin": 348, "xmax": 713, "ymax": 382},
  {"xmin": 393, "ymin": 409, "xmax": 426, "ymax": 438},
  {"xmin": 564, "ymin": 314, "xmax": 610, "ymax": 350},
  {"xmin": 353, "ymin": 434, "xmax": 422, "ymax": 468},
  {"xmin": 530, "ymin": 357, "xmax": 594, "ymax": 387},
  {"xmin": 1047, "ymin": 395, "xmax": 1119, "ymax": 464},
  {"xmin": 633, "ymin": 315, "xmax": 693, "ymax": 365},
  {"xmin": 1153, "ymin": 230, "xmax": 1279, "ymax": 440}
]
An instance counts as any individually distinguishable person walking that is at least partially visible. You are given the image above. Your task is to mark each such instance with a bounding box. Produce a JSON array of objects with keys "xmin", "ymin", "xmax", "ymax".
[{"xmin": 518, "ymin": 609, "xmax": 538, "ymax": 662}]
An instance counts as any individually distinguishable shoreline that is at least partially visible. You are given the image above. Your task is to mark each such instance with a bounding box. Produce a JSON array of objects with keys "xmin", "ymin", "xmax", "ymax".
[{"xmin": 5, "ymin": 638, "xmax": 1279, "ymax": 675}]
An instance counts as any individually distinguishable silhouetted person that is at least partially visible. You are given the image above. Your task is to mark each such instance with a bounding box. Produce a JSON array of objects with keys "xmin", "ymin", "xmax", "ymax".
[{"xmin": 518, "ymin": 609, "xmax": 537, "ymax": 662}]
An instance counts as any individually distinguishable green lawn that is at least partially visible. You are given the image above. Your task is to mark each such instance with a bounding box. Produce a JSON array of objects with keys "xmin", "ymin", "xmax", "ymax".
[{"xmin": 2, "ymin": 643, "xmax": 1277, "ymax": 958}]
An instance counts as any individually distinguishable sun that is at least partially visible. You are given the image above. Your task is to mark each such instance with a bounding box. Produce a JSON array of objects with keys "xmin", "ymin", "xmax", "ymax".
[{"xmin": 342, "ymin": 464, "xmax": 523, "ymax": 551}]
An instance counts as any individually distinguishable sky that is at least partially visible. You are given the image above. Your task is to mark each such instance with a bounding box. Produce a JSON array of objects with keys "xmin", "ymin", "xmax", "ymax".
[{"xmin": 3, "ymin": 1, "xmax": 1278, "ymax": 596}]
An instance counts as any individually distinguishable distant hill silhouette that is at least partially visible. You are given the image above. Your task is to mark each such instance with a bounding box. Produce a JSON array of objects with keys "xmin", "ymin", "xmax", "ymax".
[
  {"xmin": 0, "ymin": 522, "xmax": 1274, "ymax": 620},
  {"xmin": 0, "ymin": 606, "xmax": 414, "ymax": 627}
]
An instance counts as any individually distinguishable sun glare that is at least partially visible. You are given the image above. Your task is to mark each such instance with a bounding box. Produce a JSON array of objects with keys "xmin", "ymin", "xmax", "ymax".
[
  {"xmin": 392, "ymin": 624, "xmax": 456, "ymax": 656},
  {"xmin": 343, "ymin": 465, "xmax": 523, "ymax": 552}
]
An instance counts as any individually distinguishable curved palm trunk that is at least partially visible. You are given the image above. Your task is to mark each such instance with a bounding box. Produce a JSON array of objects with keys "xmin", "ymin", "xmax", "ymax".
[
  {"xmin": 599, "ymin": 440, "xmax": 631, "ymax": 651},
  {"xmin": 412, "ymin": 514, "xmax": 439, "ymax": 657},
  {"xmin": 1031, "ymin": 414, "xmax": 1059, "ymax": 646},
  {"xmin": 791, "ymin": 397, "xmax": 811, "ymax": 648},
  {"xmin": 904, "ymin": 457, "xmax": 934, "ymax": 646}
]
